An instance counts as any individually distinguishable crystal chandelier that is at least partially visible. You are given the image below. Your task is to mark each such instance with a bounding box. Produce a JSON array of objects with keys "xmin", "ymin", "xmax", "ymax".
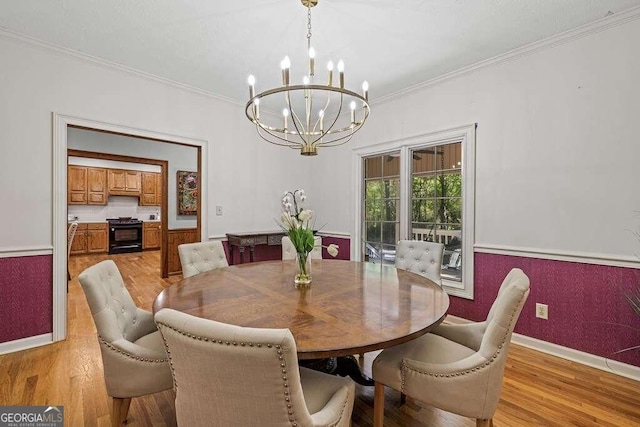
[{"xmin": 245, "ymin": 0, "xmax": 370, "ymax": 156}]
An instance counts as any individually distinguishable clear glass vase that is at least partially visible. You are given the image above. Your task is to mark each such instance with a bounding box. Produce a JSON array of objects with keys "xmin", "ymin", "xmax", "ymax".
[{"xmin": 295, "ymin": 251, "xmax": 312, "ymax": 286}]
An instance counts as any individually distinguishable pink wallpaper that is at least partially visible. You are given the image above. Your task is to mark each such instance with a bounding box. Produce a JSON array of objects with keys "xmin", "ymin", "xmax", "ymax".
[
  {"xmin": 451, "ymin": 253, "xmax": 640, "ymax": 367},
  {"xmin": 3, "ymin": 245, "xmax": 639, "ymax": 369},
  {"xmin": 0, "ymin": 255, "xmax": 53, "ymax": 343}
]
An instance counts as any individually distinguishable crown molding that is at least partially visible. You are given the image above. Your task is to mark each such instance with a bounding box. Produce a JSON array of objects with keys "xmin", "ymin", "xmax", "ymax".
[
  {"xmin": 374, "ymin": 6, "xmax": 640, "ymax": 105},
  {"xmin": 0, "ymin": 27, "xmax": 244, "ymax": 108}
]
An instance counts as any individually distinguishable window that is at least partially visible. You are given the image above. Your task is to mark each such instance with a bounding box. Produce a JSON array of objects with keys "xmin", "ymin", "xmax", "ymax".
[
  {"xmin": 363, "ymin": 153, "xmax": 400, "ymax": 265},
  {"xmin": 354, "ymin": 125, "xmax": 475, "ymax": 299},
  {"xmin": 411, "ymin": 143, "xmax": 462, "ymax": 282}
]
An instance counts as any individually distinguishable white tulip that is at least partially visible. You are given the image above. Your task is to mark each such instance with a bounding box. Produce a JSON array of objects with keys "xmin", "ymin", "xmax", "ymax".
[
  {"xmin": 327, "ymin": 244, "xmax": 339, "ymax": 257},
  {"xmin": 300, "ymin": 194, "xmax": 307, "ymax": 202},
  {"xmin": 298, "ymin": 209, "xmax": 314, "ymax": 222},
  {"xmin": 281, "ymin": 212, "xmax": 291, "ymax": 225},
  {"xmin": 283, "ymin": 191, "xmax": 289, "ymax": 198}
]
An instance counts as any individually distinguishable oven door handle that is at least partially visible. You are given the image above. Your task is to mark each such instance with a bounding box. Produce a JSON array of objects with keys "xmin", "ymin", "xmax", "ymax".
[{"xmin": 110, "ymin": 224, "xmax": 142, "ymax": 230}]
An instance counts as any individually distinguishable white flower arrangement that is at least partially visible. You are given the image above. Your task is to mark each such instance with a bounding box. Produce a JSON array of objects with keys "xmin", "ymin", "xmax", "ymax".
[{"xmin": 278, "ymin": 189, "xmax": 339, "ymax": 259}]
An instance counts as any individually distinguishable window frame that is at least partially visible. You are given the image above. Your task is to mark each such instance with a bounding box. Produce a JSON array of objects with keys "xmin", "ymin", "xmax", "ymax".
[{"xmin": 353, "ymin": 124, "xmax": 476, "ymax": 299}]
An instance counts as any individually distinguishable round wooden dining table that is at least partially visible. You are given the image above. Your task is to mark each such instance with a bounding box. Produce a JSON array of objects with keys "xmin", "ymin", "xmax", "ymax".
[{"xmin": 153, "ymin": 259, "xmax": 450, "ymax": 365}]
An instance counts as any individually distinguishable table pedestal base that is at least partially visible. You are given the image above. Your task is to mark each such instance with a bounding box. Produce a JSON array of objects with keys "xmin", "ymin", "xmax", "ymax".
[{"xmin": 300, "ymin": 356, "xmax": 374, "ymax": 386}]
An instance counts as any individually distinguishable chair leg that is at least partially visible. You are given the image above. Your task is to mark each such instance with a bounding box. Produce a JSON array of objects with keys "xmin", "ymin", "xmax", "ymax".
[
  {"xmin": 373, "ymin": 382, "xmax": 385, "ymax": 427},
  {"xmin": 112, "ymin": 397, "xmax": 131, "ymax": 427},
  {"xmin": 476, "ymin": 419, "xmax": 492, "ymax": 427}
]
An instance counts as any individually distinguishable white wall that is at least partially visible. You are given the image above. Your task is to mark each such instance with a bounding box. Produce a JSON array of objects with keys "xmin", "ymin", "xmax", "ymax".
[
  {"xmin": 311, "ymin": 18, "xmax": 640, "ymax": 259},
  {"xmin": 0, "ymin": 32, "xmax": 312, "ymax": 249}
]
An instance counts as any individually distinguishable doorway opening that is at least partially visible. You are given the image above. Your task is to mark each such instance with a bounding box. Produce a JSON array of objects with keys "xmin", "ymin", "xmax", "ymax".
[{"xmin": 53, "ymin": 114, "xmax": 208, "ymax": 342}]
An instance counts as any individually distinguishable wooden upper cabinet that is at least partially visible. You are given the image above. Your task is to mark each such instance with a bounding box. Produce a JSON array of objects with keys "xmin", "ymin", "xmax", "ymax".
[
  {"xmin": 87, "ymin": 168, "xmax": 107, "ymax": 205},
  {"xmin": 109, "ymin": 169, "xmax": 141, "ymax": 195},
  {"xmin": 68, "ymin": 166, "xmax": 107, "ymax": 205},
  {"xmin": 68, "ymin": 166, "xmax": 88, "ymax": 204},
  {"xmin": 140, "ymin": 172, "xmax": 161, "ymax": 206}
]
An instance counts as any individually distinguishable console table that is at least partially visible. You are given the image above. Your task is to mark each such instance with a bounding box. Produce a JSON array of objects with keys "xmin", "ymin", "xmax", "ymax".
[{"xmin": 225, "ymin": 231, "xmax": 286, "ymax": 265}]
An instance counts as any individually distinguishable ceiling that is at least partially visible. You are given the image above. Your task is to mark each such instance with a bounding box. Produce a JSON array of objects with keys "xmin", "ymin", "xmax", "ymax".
[{"xmin": 1, "ymin": 0, "xmax": 639, "ymax": 105}]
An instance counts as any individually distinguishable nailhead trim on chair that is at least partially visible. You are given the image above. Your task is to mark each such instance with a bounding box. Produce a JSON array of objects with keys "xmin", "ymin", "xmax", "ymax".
[
  {"xmin": 98, "ymin": 335, "xmax": 168, "ymax": 363},
  {"xmin": 400, "ymin": 296, "xmax": 525, "ymax": 393},
  {"xmin": 156, "ymin": 321, "xmax": 309, "ymax": 426}
]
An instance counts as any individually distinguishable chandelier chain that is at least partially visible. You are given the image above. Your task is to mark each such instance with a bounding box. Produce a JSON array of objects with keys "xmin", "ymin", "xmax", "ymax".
[{"xmin": 307, "ymin": 6, "xmax": 312, "ymax": 50}]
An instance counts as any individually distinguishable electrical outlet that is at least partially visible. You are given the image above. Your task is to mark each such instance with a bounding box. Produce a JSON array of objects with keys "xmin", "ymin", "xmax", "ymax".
[
  {"xmin": 216, "ymin": 206, "xmax": 223, "ymax": 216},
  {"xmin": 536, "ymin": 303, "xmax": 548, "ymax": 320}
]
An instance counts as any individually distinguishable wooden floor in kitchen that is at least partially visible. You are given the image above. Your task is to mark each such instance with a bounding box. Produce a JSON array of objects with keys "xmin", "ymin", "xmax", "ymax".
[{"xmin": 1, "ymin": 251, "xmax": 640, "ymax": 426}]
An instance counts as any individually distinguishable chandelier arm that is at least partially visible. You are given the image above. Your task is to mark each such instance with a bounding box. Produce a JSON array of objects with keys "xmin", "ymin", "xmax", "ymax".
[
  {"xmin": 317, "ymin": 114, "xmax": 369, "ymax": 146},
  {"xmin": 286, "ymin": 90, "xmax": 308, "ymax": 142},
  {"xmin": 310, "ymin": 92, "xmax": 346, "ymax": 145},
  {"xmin": 318, "ymin": 133, "xmax": 354, "ymax": 147},
  {"xmin": 311, "ymin": 90, "xmax": 333, "ymax": 140},
  {"xmin": 256, "ymin": 123, "xmax": 304, "ymax": 147},
  {"xmin": 315, "ymin": 127, "xmax": 355, "ymax": 146}
]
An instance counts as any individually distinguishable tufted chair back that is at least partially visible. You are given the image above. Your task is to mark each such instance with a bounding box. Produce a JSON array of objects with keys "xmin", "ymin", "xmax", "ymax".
[
  {"xmin": 372, "ymin": 268, "xmax": 530, "ymax": 427},
  {"xmin": 155, "ymin": 308, "xmax": 355, "ymax": 427},
  {"xmin": 78, "ymin": 260, "xmax": 173, "ymax": 425},
  {"xmin": 67, "ymin": 221, "xmax": 78, "ymax": 258},
  {"xmin": 178, "ymin": 240, "xmax": 229, "ymax": 278},
  {"xmin": 395, "ymin": 240, "xmax": 445, "ymax": 285},
  {"xmin": 282, "ymin": 236, "xmax": 322, "ymax": 260}
]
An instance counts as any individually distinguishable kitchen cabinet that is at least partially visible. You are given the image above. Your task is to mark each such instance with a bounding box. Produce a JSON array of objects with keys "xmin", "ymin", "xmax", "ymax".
[
  {"xmin": 68, "ymin": 166, "xmax": 88, "ymax": 204},
  {"xmin": 143, "ymin": 222, "xmax": 161, "ymax": 250},
  {"xmin": 70, "ymin": 223, "xmax": 108, "ymax": 255},
  {"xmin": 108, "ymin": 169, "xmax": 141, "ymax": 195},
  {"xmin": 140, "ymin": 172, "xmax": 162, "ymax": 206},
  {"xmin": 87, "ymin": 223, "xmax": 108, "ymax": 253},
  {"xmin": 67, "ymin": 166, "xmax": 107, "ymax": 205},
  {"xmin": 69, "ymin": 223, "xmax": 88, "ymax": 255},
  {"xmin": 87, "ymin": 168, "xmax": 108, "ymax": 204}
]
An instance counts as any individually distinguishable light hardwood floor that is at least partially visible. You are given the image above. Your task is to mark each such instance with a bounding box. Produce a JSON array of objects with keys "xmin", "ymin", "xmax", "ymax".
[{"xmin": 1, "ymin": 251, "xmax": 639, "ymax": 426}]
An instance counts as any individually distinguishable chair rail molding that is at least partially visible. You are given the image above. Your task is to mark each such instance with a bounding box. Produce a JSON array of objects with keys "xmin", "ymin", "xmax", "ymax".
[
  {"xmin": 474, "ymin": 243, "xmax": 640, "ymax": 269},
  {"xmin": 0, "ymin": 246, "xmax": 53, "ymax": 258},
  {"xmin": 52, "ymin": 112, "xmax": 209, "ymax": 344}
]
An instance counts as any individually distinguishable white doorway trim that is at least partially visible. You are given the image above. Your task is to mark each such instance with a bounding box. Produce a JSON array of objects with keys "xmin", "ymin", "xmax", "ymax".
[{"xmin": 52, "ymin": 113, "xmax": 209, "ymax": 342}]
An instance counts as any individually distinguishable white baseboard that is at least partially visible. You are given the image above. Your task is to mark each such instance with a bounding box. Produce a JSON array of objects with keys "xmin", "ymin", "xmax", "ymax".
[
  {"xmin": 0, "ymin": 333, "xmax": 53, "ymax": 355},
  {"xmin": 444, "ymin": 315, "xmax": 640, "ymax": 382}
]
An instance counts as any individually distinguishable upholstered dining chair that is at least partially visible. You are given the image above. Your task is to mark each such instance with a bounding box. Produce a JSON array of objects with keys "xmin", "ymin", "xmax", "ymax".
[
  {"xmin": 155, "ymin": 308, "xmax": 356, "ymax": 427},
  {"xmin": 395, "ymin": 240, "xmax": 445, "ymax": 285},
  {"xmin": 178, "ymin": 240, "xmax": 228, "ymax": 278},
  {"xmin": 281, "ymin": 235, "xmax": 323, "ymax": 260},
  {"xmin": 78, "ymin": 260, "xmax": 173, "ymax": 427},
  {"xmin": 67, "ymin": 221, "xmax": 78, "ymax": 282},
  {"xmin": 372, "ymin": 268, "xmax": 530, "ymax": 427}
]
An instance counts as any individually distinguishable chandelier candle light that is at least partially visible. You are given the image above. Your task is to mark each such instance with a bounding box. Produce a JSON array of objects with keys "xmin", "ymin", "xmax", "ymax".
[{"xmin": 246, "ymin": 0, "xmax": 370, "ymax": 156}]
